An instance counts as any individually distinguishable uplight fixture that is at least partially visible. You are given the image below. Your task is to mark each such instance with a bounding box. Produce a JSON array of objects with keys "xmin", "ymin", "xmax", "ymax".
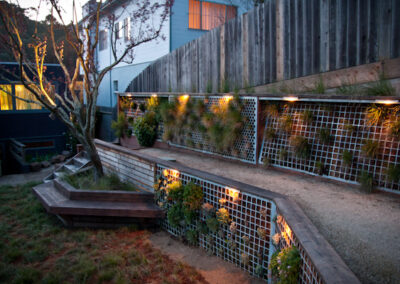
[
  {"xmin": 283, "ymin": 96, "xmax": 299, "ymax": 102},
  {"xmin": 374, "ymin": 99, "xmax": 399, "ymax": 105}
]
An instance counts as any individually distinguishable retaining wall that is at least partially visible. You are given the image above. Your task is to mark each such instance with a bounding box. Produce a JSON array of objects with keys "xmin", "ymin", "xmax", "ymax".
[{"xmin": 95, "ymin": 139, "xmax": 360, "ymax": 283}]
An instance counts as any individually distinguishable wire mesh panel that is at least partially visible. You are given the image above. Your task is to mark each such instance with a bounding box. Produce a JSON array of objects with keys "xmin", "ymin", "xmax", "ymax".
[
  {"xmin": 156, "ymin": 165, "xmax": 276, "ymax": 281},
  {"xmin": 275, "ymin": 216, "xmax": 323, "ymax": 284},
  {"xmin": 259, "ymin": 101, "xmax": 400, "ymax": 193},
  {"xmin": 168, "ymin": 96, "xmax": 258, "ymax": 164}
]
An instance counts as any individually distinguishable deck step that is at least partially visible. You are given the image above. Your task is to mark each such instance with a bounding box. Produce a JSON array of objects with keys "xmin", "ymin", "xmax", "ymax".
[
  {"xmin": 32, "ymin": 182, "xmax": 164, "ymax": 219},
  {"xmin": 43, "ymin": 152, "xmax": 92, "ymax": 183}
]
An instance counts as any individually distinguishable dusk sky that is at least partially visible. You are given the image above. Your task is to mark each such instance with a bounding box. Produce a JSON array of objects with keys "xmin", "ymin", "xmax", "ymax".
[{"xmin": 16, "ymin": 0, "xmax": 84, "ymax": 23}]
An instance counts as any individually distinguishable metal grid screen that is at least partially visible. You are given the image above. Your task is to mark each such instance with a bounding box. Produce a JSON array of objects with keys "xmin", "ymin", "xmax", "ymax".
[
  {"xmin": 276, "ymin": 216, "xmax": 323, "ymax": 284},
  {"xmin": 120, "ymin": 95, "xmax": 166, "ymax": 140},
  {"xmin": 168, "ymin": 96, "xmax": 258, "ymax": 164},
  {"xmin": 259, "ymin": 101, "xmax": 400, "ymax": 193},
  {"xmin": 156, "ymin": 165, "xmax": 276, "ymax": 280}
]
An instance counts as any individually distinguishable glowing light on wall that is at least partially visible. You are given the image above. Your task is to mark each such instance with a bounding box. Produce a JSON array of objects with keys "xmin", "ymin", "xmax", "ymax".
[
  {"xmin": 170, "ymin": 169, "xmax": 180, "ymax": 178},
  {"xmin": 151, "ymin": 93, "xmax": 158, "ymax": 97},
  {"xmin": 226, "ymin": 187, "xmax": 240, "ymax": 202},
  {"xmin": 223, "ymin": 95, "xmax": 233, "ymax": 102},
  {"xmin": 162, "ymin": 169, "xmax": 169, "ymax": 177},
  {"xmin": 374, "ymin": 99, "xmax": 399, "ymax": 105},
  {"xmin": 179, "ymin": 94, "xmax": 190, "ymax": 103},
  {"xmin": 283, "ymin": 96, "xmax": 299, "ymax": 102}
]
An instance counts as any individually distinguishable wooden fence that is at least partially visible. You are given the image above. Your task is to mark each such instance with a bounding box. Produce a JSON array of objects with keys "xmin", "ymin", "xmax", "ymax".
[{"xmin": 126, "ymin": 0, "xmax": 400, "ymax": 93}]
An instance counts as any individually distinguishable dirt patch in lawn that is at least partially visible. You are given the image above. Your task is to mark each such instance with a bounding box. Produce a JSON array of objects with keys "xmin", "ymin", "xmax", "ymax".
[
  {"xmin": 149, "ymin": 231, "xmax": 264, "ymax": 284},
  {"xmin": 138, "ymin": 147, "xmax": 400, "ymax": 284}
]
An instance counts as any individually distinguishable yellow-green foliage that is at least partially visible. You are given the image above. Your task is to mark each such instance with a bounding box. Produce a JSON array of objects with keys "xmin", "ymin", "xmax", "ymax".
[
  {"xmin": 216, "ymin": 208, "xmax": 230, "ymax": 225},
  {"xmin": 269, "ymin": 246, "xmax": 301, "ymax": 284}
]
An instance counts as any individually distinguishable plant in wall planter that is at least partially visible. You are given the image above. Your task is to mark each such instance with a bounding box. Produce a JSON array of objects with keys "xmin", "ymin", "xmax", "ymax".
[
  {"xmin": 279, "ymin": 114, "xmax": 293, "ymax": 133},
  {"xmin": 216, "ymin": 208, "xmax": 230, "ymax": 225},
  {"xmin": 300, "ymin": 110, "xmax": 314, "ymax": 125},
  {"xmin": 167, "ymin": 203, "xmax": 184, "ymax": 228},
  {"xmin": 359, "ymin": 171, "xmax": 375, "ymax": 193},
  {"xmin": 278, "ymin": 148, "xmax": 289, "ymax": 160},
  {"xmin": 318, "ymin": 128, "xmax": 333, "ymax": 144},
  {"xmin": 269, "ymin": 246, "xmax": 301, "ymax": 284},
  {"xmin": 186, "ymin": 229, "xmax": 198, "ymax": 246},
  {"xmin": 342, "ymin": 150, "xmax": 354, "ymax": 167},
  {"xmin": 260, "ymin": 208, "xmax": 268, "ymax": 218},
  {"xmin": 361, "ymin": 139, "xmax": 380, "ymax": 159},
  {"xmin": 183, "ymin": 182, "xmax": 203, "ymax": 211},
  {"xmin": 206, "ymin": 217, "xmax": 219, "ymax": 233},
  {"xmin": 255, "ymin": 265, "xmax": 264, "ymax": 277},
  {"xmin": 198, "ymin": 220, "xmax": 209, "ymax": 235},
  {"xmin": 386, "ymin": 164, "xmax": 400, "ymax": 183},
  {"xmin": 290, "ymin": 136, "xmax": 311, "ymax": 159},
  {"xmin": 242, "ymin": 235, "xmax": 250, "ymax": 245},
  {"xmin": 240, "ymin": 253, "xmax": 250, "ymax": 266},
  {"xmin": 265, "ymin": 128, "xmax": 277, "ymax": 140},
  {"xmin": 272, "ymin": 233, "xmax": 281, "ymax": 247},
  {"xmin": 229, "ymin": 222, "xmax": 237, "ymax": 234},
  {"xmin": 315, "ymin": 161, "xmax": 326, "ymax": 175},
  {"xmin": 264, "ymin": 103, "xmax": 280, "ymax": 119},
  {"xmin": 257, "ymin": 227, "xmax": 267, "ymax": 239}
]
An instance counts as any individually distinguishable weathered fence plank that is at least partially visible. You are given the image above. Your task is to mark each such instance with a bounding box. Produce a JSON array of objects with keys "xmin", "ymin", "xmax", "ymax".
[{"xmin": 126, "ymin": 0, "xmax": 400, "ymax": 93}]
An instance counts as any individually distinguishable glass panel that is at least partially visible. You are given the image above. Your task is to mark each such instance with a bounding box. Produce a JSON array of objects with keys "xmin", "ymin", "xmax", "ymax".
[
  {"xmin": 0, "ymin": 84, "xmax": 12, "ymax": 110},
  {"xmin": 202, "ymin": 1, "xmax": 226, "ymax": 30},
  {"xmin": 189, "ymin": 0, "xmax": 201, "ymax": 29},
  {"xmin": 15, "ymin": 85, "xmax": 41, "ymax": 110}
]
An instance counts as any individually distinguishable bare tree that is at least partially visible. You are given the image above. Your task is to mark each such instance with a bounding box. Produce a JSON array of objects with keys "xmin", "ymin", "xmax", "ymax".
[{"xmin": 0, "ymin": 0, "xmax": 173, "ymax": 179}]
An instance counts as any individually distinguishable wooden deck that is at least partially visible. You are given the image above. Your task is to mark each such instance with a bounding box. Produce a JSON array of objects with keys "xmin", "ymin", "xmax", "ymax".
[{"xmin": 32, "ymin": 181, "xmax": 164, "ymax": 227}]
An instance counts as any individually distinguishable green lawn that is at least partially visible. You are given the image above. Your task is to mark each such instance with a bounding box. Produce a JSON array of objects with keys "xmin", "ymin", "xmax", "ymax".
[{"xmin": 0, "ymin": 182, "xmax": 206, "ymax": 284}]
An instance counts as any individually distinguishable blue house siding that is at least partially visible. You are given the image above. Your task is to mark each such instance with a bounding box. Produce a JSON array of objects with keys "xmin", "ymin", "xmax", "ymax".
[
  {"xmin": 96, "ymin": 62, "xmax": 151, "ymax": 141},
  {"xmin": 170, "ymin": 0, "xmax": 250, "ymax": 51}
]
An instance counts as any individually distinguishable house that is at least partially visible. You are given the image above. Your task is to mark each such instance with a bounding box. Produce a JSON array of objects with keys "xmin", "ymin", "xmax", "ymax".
[
  {"xmin": 81, "ymin": 0, "xmax": 253, "ymax": 141},
  {"xmin": 0, "ymin": 62, "xmax": 68, "ymax": 174}
]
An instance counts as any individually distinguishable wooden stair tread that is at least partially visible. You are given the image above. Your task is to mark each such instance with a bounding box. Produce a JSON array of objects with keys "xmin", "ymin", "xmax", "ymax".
[{"xmin": 33, "ymin": 182, "xmax": 164, "ymax": 218}]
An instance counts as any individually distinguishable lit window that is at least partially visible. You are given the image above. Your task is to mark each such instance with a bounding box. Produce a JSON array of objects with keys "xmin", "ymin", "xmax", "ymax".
[
  {"xmin": 0, "ymin": 84, "xmax": 12, "ymax": 110},
  {"xmin": 123, "ymin": 18, "xmax": 130, "ymax": 41},
  {"xmin": 99, "ymin": 29, "xmax": 108, "ymax": 50},
  {"xmin": 189, "ymin": 0, "xmax": 237, "ymax": 31},
  {"xmin": 15, "ymin": 85, "xmax": 41, "ymax": 110}
]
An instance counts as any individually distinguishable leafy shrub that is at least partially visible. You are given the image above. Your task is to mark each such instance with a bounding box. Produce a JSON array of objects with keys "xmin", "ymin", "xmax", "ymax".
[
  {"xmin": 269, "ymin": 246, "xmax": 301, "ymax": 284},
  {"xmin": 167, "ymin": 204, "xmax": 183, "ymax": 228},
  {"xmin": 278, "ymin": 148, "xmax": 289, "ymax": 160},
  {"xmin": 290, "ymin": 136, "xmax": 311, "ymax": 159},
  {"xmin": 183, "ymin": 182, "xmax": 203, "ymax": 210},
  {"xmin": 361, "ymin": 139, "xmax": 379, "ymax": 159},
  {"xmin": 186, "ymin": 229, "xmax": 198, "ymax": 246},
  {"xmin": 166, "ymin": 181, "xmax": 184, "ymax": 202},
  {"xmin": 342, "ymin": 150, "xmax": 354, "ymax": 167},
  {"xmin": 111, "ymin": 113, "xmax": 130, "ymax": 138},
  {"xmin": 133, "ymin": 115, "xmax": 156, "ymax": 147},
  {"xmin": 139, "ymin": 103, "xmax": 146, "ymax": 112},
  {"xmin": 359, "ymin": 171, "xmax": 375, "ymax": 193},
  {"xmin": 206, "ymin": 217, "xmax": 219, "ymax": 233},
  {"xmin": 386, "ymin": 164, "xmax": 400, "ymax": 183}
]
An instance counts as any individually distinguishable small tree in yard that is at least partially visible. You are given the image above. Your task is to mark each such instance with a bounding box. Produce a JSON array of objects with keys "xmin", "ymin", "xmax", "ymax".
[{"xmin": 0, "ymin": 0, "xmax": 173, "ymax": 179}]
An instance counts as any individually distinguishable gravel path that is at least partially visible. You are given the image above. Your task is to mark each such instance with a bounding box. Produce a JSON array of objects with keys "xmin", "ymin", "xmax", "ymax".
[{"xmin": 138, "ymin": 148, "xmax": 400, "ymax": 284}]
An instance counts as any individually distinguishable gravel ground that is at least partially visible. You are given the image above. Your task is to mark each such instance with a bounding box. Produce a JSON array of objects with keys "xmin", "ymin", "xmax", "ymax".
[{"xmin": 138, "ymin": 147, "xmax": 400, "ymax": 284}]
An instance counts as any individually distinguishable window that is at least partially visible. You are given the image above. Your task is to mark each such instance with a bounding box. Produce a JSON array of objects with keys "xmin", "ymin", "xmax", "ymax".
[
  {"xmin": 123, "ymin": 18, "xmax": 130, "ymax": 41},
  {"xmin": 15, "ymin": 85, "xmax": 41, "ymax": 110},
  {"xmin": 113, "ymin": 80, "xmax": 118, "ymax": 92},
  {"xmin": 0, "ymin": 84, "xmax": 12, "ymax": 110},
  {"xmin": 114, "ymin": 22, "xmax": 121, "ymax": 39},
  {"xmin": 99, "ymin": 29, "xmax": 108, "ymax": 50},
  {"xmin": 189, "ymin": 0, "xmax": 237, "ymax": 30}
]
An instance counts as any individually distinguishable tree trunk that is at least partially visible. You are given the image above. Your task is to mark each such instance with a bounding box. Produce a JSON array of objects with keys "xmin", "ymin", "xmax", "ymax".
[{"xmin": 82, "ymin": 138, "xmax": 104, "ymax": 181}]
